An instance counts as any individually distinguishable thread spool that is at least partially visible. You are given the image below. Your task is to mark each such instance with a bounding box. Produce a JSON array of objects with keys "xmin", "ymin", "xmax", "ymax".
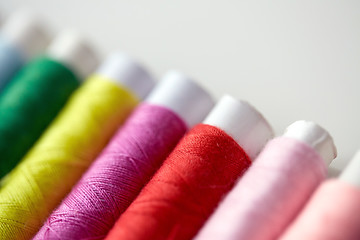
[
  {"xmin": 195, "ymin": 120, "xmax": 337, "ymax": 240},
  {"xmin": 0, "ymin": 53, "xmax": 155, "ymax": 240},
  {"xmin": 280, "ymin": 151, "xmax": 360, "ymax": 240},
  {"xmin": 105, "ymin": 95, "xmax": 273, "ymax": 240},
  {"xmin": 34, "ymin": 70, "xmax": 214, "ymax": 240},
  {"xmin": 0, "ymin": 11, "xmax": 50, "ymax": 90},
  {"xmin": 0, "ymin": 32, "xmax": 98, "ymax": 179}
]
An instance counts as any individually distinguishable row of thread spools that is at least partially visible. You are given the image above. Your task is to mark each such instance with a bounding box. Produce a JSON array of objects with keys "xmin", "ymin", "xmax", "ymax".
[{"xmin": 0, "ymin": 10, "xmax": 359, "ymax": 240}]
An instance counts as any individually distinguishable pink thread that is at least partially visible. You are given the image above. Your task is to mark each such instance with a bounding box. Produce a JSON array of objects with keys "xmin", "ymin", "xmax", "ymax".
[
  {"xmin": 195, "ymin": 137, "xmax": 327, "ymax": 240},
  {"xmin": 34, "ymin": 103, "xmax": 187, "ymax": 240},
  {"xmin": 280, "ymin": 179, "xmax": 360, "ymax": 240}
]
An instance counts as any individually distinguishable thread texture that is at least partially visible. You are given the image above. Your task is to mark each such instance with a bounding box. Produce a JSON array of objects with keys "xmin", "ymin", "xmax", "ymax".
[
  {"xmin": 105, "ymin": 123, "xmax": 251, "ymax": 240},
  {"xmin": 0, "ymin": 35, "xmax": 24, "ymax": 91},
  {"xmin": 195, "ymin": 137, "xmax": 327, "ymax": 240},
  {"xmin": 0, "ymin": 57, "xmax": 79, "ymax": 179},
  {"xmin": 34, "ymin": 103, "xmax": 187, "ymax": 239},
  {"xmin": 0, "ymin": 76, "xmax": 139, "ymax": 240},
  {"xmin": 280, "ymin": 179, "xmax": 360, "ymax": 240}
]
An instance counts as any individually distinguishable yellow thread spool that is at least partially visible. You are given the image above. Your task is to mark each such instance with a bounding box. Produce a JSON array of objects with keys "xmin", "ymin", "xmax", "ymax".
[{"xmin": 0, "ymin": 75, "xmax": 140, "ymax": 240}]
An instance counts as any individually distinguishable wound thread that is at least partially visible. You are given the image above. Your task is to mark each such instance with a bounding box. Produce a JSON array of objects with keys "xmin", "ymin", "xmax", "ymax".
[
  {"xmin": 34, "ymin": 103, "xmax": 187, "ymax": 240},
  {"xmin": 0, "ymin": 76, "xmax": 139, "ymax": 240},
  {"xmin": 0, "ymin": 11, "xmax": 50, "ymax": 91},
  {"xmin": 195, "ymin": 137, "xmax": 327, "ymax": 240},
  {"xmin": 0, "ymin": 36, "xmax": 24, "ymax": 91},
  {"xmin": 280, "ymin": 180, "xmax": 360, "ymax": 240},
  {"xmin": 0, "ymin": 57, "xmax": 79, "ymax": 179},
  {"xmin": 105, "ymin": 123, "xmax": 251, "ymax": 240}
]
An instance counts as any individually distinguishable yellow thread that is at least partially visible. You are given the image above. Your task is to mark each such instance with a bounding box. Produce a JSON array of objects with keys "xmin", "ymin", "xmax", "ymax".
[{"xmin": 0, "ymin": 75, "xmax": 139, "ymax": 240}]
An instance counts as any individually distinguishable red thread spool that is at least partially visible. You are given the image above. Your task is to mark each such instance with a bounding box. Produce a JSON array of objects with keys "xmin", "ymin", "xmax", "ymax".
[{"xmin": 105, "ymin": 95, "xmax": 274, "ymax": 240}]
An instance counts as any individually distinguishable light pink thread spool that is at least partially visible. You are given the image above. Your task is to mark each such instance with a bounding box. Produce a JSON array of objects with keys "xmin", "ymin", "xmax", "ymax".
[
  {"xmin": 280, "ymin": 151, "xmax": 360, "ymax": 240},
  {"xmin": 195, "ymin": 120, "xmax": 337, "ymax": 240}
]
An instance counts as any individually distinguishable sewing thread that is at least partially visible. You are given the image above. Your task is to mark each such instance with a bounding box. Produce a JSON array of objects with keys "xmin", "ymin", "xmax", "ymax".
[
  {"xmin": 280, "ymin": 179, "xmax": 360, "ymax": 240},
  {"xmin": 34, "ymin": 103, "xmax": 187, "ymax": 239},
  {"xmin": 0, "ymin": 36, "xmax": 24, "ymax": 90},
  {"xmin": 105, "ymin": 123, "xmax": 251, "ymax": 240},
  {"xmin": 0, "ymin": 57, "xmax": 79, "ymax": 178},
  {"xmin": 196, "ymin": 137, "xmax": 328, "ymax": 240},
  {"xmin": 0, "ymin": 76, "xmax": 139, "ymax": 240},
  {"xmin": 0, "ymin": 11, "xmax": 50, "ymax": 91}
]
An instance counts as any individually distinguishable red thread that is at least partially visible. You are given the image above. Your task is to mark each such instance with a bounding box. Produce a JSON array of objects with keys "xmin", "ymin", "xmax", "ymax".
[{"xmin": 105, "ymin": 123, "xmax": 251, "ymax": 240}]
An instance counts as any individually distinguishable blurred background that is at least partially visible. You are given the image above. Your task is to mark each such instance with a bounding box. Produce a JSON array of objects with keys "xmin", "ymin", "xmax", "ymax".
[{"xmin": 1, "ymin": 0, "xmax": 359, "ymax": 174}]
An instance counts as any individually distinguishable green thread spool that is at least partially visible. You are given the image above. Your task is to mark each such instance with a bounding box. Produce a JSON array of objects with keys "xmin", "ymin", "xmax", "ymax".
[{"xmin": 0, "ymin": 32, "xmax": 99, "ymax": 179}]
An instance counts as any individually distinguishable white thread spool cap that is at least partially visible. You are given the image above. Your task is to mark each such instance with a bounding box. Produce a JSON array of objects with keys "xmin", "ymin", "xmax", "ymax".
[
  {"xmin": 1, "ymin": 10, "xmax": 50, "ymax": 60},
  {"xmin": 47, "ymin": 32, "xmax": 99, "ymax": 80},
  {"xmin": 96, "ymin": 53, "xmax": 155, "ymax": 100},
  {"xmin": 203, "ymin": 95, "xmax": 274, "ymax": 160},
  {"xmin": 339, "ymin": 151, "xmax": 360, "ymax": 187},
  {"xmin": 146, "ymin": 70, "xmax": 214, "ymax": 128},
  {"xmin": 283, "ymin": 120, "xmax": 337, "ymax": 166}
]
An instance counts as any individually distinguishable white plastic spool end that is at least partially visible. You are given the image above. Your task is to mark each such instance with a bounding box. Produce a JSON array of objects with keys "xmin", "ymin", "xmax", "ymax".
[
  {"xmin": 339, "ymin": 151, "xmax": 360, "ymax": 187},
  {"xmin": 1, "ymin": 10, "xmax": 50, "ymax": 60},
  {"xmin": 146, "ymin": 70, "xmax": 214, "ymax": 128},
  {"xmin": 47, "ymin": 31, "xmax": 99, "ymax": 80},
  {"xmin": 96, "ymin": 53, "xmax": 155, "ymax": 100},
  {"xmin": 203, "ymin": 95, "xmax": 274, "ymax": 160},
  {"xmin": 283, "ymin": 120, "xmax": 337, "ymax": 166}
]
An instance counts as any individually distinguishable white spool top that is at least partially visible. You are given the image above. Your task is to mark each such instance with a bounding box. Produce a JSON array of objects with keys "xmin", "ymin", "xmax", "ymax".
[
  {"xmin": 339, "ymin": 151, "xmax": 360, "ymax": 187},
  {"xmin": 1, "ymin": 10, "xmax": 50, "ymax": 60},
  {"xmin": 47, "ymin": 32, "xmax": 99, "ymax": 80},
  {"xmin": 146, "ymin": 70, "xmax": 214, "ymax": 128},
  {"xmin": 283, "ymin": 120, "xmax": 337, "ymax": 166},
  {"xmin": 203, "ymin": 95, "xmax": 274, "ymax": 160},
  {"xmin": 96, "ymin": 53, "xmax": 155, "ymax": 100}
]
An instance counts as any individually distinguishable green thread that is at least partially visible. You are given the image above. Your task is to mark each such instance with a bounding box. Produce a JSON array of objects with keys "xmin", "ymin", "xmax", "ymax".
[{"xmin": 0, "ymin": 56, "xmax": 80, "ymax": 178}]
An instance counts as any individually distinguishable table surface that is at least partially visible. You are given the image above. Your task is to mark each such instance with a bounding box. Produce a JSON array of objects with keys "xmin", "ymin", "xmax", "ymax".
[{"xmin": 1, "ymin": 0, "xmax": 360, "ymax": 175}]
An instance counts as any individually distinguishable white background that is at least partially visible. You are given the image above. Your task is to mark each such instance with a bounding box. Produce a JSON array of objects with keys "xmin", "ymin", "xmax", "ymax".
[{"xmin": 1, "ymin": 0, "xmax": 360, "ymax": 175}]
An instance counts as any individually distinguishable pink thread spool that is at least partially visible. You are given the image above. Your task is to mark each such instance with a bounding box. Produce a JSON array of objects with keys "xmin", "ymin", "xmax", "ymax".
[
  {"xmin": 34, "ymin": 71, "xmax": 214, "ymax": 240},
  {"xmin": 195, "ymin": 120, "xmax": 337, "ymax": 240},
  {"xmin": 280, "ymin": 151, "xmax": 360, "ymax": 240}
]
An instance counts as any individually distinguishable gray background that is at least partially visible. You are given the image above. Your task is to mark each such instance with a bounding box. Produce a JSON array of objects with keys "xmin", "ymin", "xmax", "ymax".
[{"xmin": 1, "ymin": 0, "xmax": 360, "ymax": 175}]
